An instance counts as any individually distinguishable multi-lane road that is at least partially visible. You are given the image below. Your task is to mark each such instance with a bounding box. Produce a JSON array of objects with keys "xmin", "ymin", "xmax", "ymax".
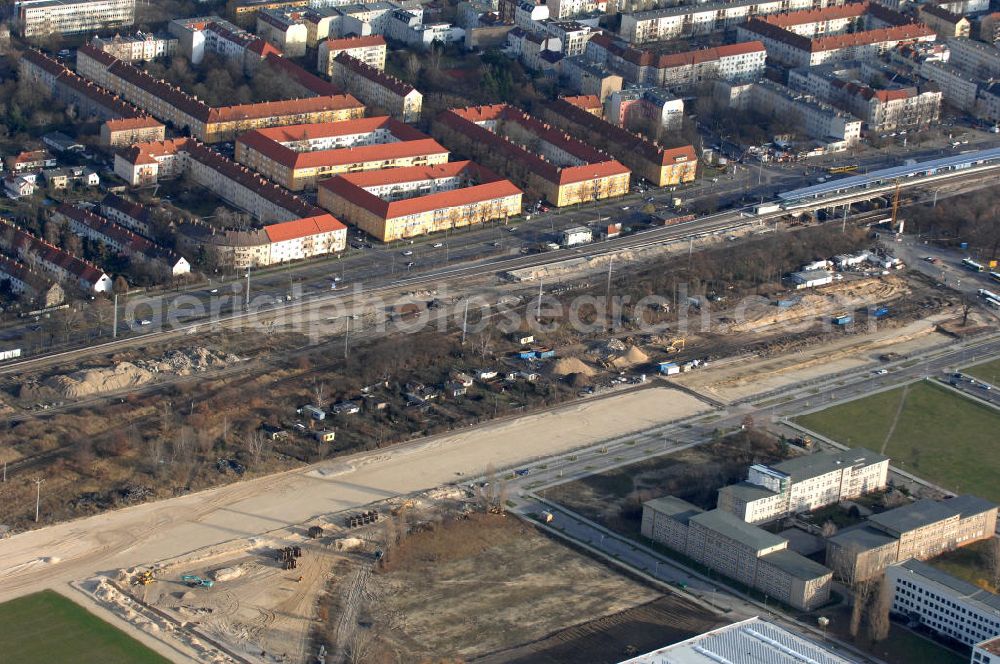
[{"xmin": 2, "ymin": 136, "xmax": 998, "ymax": 364}]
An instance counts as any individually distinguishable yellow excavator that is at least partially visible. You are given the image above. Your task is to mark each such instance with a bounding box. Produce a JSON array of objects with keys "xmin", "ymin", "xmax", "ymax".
[{"xmin": 132, "ymin": 570, "xmax": 155, "ymax": 586}]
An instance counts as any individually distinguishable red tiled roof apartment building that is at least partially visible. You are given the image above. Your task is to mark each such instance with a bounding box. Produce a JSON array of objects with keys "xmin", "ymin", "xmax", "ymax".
[
  {"xmin": 0, "ymin": 219, "xmax": 112, "ymax": 293},
  {"xmin": 51, "ymin": 203, "xmax": 191, "ymax": 276},
  {"xmin": 540, "ymin": 98, "xmax": 697, "ymax": 187},
  {"xmin": 318, "ymin": 161, "xmax": 522, "ymax": 242},
  {"xmin": 318, "ymin": 35, "xmax": 387, "ymax": 77},
  {"xmin": 235, "ymin": 116, "xmax": 449, "ymax": 190},
  {"xmin": 19, "ymin": 49, "xmax": 166, "ymax": 148},
  {"xmin": 115, "ymin": 138, "xmax": 319, "ymax": 223},
  {"xmin": 75, "ymin": 44, "xmax": 364, "ymax": 143},
  {"xmin": 736, "ymin": 1, "xmax": 936, "ymax": 67},
  {"xmin": 330, "ymin": 53, "xmax": 422, "ymax": 123},
  {"xmin": 432, "ymin": 104, "xmax": 630, "ymax": 207}
]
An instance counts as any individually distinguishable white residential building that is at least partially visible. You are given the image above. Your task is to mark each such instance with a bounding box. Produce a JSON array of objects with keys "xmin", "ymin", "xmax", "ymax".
[
  {"xmin": 947, "ymin": 37, "xmax": 1000, "ymax": 79},
  {"xmin": 546, "ymin": 0, "xmax": 606, "ymax": 21},
  {"xmin": 514, "ymin": 0, "xmax": 549, "ymax": 32},
  {"xmin": 318, "ymin": 35, "xmax": 386, "ymax": 76},
  {"xmin": 91, "ymin": 32, "xmax": 178, "ymax": 62},
  {"xmin": 257, "ymin": 8, "xmax": 309, "ymax": 57},
  {"xmin": 887, "ymin": 559, "xmax": 1000, "ymax": 648},
  {"xmin": 542, "ymin": 20, "xmax": 593, "ymax": 56},
  {"xmin": 17, "ymin": 0, "xmax": 135, "ymax": 38},
  {"xmin": 717, "ymin": 448, "xmax": 889, "ymax": 524}
]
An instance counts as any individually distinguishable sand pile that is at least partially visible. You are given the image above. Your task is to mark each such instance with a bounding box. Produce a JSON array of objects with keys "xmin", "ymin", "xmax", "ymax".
[
  {"xmin": 41, "ymin": 347, "xmax": 241, "ymax": 399},
  {"xmin": 552, "ymin": 357, "xmax": 597, "ymax": 377},
  {"xmin": 611, "ymin": 346, "xmax": 649, "ymax": 369},
  {"xmin": 45, "ymin": 362, "xmax": 155, "ymax": 399}
]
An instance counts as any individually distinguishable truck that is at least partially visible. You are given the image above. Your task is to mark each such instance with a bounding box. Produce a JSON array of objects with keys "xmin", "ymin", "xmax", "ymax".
[
  {"xmin": 872, "ymin": 306, "xmax": 890, "ymax": 319},
  {"xmin": 832, "ymin": 314, "xmax": 852, "ymax": 326}
]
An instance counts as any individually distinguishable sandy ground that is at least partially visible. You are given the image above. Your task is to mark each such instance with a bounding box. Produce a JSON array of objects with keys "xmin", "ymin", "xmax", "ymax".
[
  {"xmin": 675, "ymin": 315, "xmax": 954, "ymax": 403},
  {"xmin": 0, "ymin": 386, "xmax": 708, "ymax": 616}
]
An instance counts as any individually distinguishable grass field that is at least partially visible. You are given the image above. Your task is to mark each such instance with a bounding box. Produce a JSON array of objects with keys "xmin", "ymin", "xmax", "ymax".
[
  {"xmin": 795, "ymin": 381, "xmax": 1000, "ymax": 501},
  {"xmin": 964, "ymin": 357, "xmax": 1000, "ymax": 385},
  {"xmin": 0, "ymin": 590, "xmax": 169, "ymax": 664}
]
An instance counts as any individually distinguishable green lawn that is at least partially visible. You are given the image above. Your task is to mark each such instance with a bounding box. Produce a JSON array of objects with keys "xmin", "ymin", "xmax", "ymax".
[
  {"xmin": 868, "ymin": 626, "xmax": 967, "ymax": 664},
  {"xmin": 0, "ymin": 590, "xmax": 170, "ymax": 664},
  {"xmin": 963, "ymin": 357, "xmax": 1000, "ymax": 385},
  {"xmin": 795, "ymin": 381, "xmax": 1000, "ymax": 501}
]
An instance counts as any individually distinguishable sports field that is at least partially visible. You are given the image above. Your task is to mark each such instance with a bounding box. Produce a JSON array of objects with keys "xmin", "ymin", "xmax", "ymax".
[
  {"xmin": 795, "ymin": 380, "xmax": 1000, "ymax": 501},
  {"xmin": 0, "ymin": 590, "xmax": 169, "ymax": 664}
]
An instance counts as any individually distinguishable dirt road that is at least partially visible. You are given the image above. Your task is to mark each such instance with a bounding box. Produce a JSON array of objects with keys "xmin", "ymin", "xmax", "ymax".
[{"xmin": 0, "ymin": 386, "xmax": 709, "ymax": 605}]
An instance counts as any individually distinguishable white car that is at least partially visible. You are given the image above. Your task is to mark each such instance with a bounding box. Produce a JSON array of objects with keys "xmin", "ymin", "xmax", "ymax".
[
  {"xmin": 432, "ymin": 242, "xmax": 444, "ymax": 248},
  {"xmin": 401, "ymin": 250, "xmax": 413, "ymax": 256},
  {"xmin": 873, "ymin": 368, "xmax": 888, "ymax": 375}
]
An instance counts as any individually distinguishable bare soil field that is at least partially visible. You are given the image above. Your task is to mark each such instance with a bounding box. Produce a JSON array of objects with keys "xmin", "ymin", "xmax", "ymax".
[
  {"xmin": 477, "ymin": 596, "xmax": 724, "ymax": 664},
  {"xmin": 337, "ymin": 514, "xmax": 663, "ymax": 662},
  {"xmin": 540, "ymin": 431, "xmax": 788, "ymax": 537}
]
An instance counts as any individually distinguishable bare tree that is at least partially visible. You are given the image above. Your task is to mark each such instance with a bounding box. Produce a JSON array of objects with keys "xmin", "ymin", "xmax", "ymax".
[
  {"xmin": 986, "ymin": 537, "xmax": 1000, "ymax": 589},
  {"xmin": 312, "ymin": 380, "xmax": 327, "ymax": 408},
  {"xmin": 346, "ymin": 629, "xmax": 376, "ymax": 664},
  {"xmin": 821, "ymin": 521, "xmax": 838, "ymax": 538},
  {"xmin": 850, "ymin": 579, "xmax": 874, "ymax": 639},
  {"xmin": 244, "ymin": 429, "xmax": 268, "ymax": 465},
  {"xmin": 865, "ymin": 574, "xmax": 893, "ymax": 644}
]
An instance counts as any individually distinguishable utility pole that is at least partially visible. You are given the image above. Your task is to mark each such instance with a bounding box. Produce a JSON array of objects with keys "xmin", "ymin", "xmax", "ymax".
[
  {"xmin": 33, "ymin": 478, "xmax": 43, "ymax": 523},
  {"xmin": 842, "ymin": 205, "xmax": 848, "ymax": 234},
  {"xmin": 3, "ymin": 460, "xmax": 6, "ymax": 482},
  {"xmin": 461, "ymin": 299, "xmax": 469, "ymax": 344},
  {"xmin": 606, "ymin": 258, "xmax": 614, "ymax": 331},
  {"xmin": 244, "ymin": 266, "xmax": 251, "ymax": 311},
  {"xmin": 536, "ymin": 277, "xmax": 543, "ymax": 319},
  {"xmin": 344, "ymin": 316, "xmax": 350, "ymax": 359},
  {"xmin": 112, "ymin": 293, "xmax": 118, "ymax": 339}
]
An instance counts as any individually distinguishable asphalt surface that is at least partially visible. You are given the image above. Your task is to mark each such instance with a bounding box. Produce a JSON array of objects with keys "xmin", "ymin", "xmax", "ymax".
[{"xmin": 3, "ymin": 135, "xmax": 997, "ymax": 357}]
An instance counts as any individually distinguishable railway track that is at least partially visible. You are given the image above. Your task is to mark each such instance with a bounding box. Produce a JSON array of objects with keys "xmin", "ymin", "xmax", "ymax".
[{"xmin": 2, "ymin": 165, "xmax": 998, "ymax": 378}]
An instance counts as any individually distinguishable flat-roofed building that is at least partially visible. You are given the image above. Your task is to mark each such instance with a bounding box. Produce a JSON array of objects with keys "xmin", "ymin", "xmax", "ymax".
[
  {"xmin": 540, "ymin": 97, "xmax": 697, "ymax": 187},
  {"xmin": 622, "ymin": 618, "xmax": 857, "ymax": 664},
  {"xmin": 887, "ymin": 559, "xmax": 1000, "ymax": 648},
  {"xmin": 235, "ymin": 116, "xmax": 449, "ymax": 190},
  {"xmin": 642, "ymin": 498, "xmax": 833, "ymax": 610},
  {"xmin": 828, "ymin": 495, "xmax": 998, "ymax": 583},
  {"xmin": 718, "ymin": 448, "xmax": 889, "ymax": 524},
  {"xmin": 17, "ymin": 0, "xmax": 135, "ymax": 38},
  {"xmin": 91, "ymin": 32, "xmax": 178, "ymax": 62},
  {"xmin": 433, "ymin": 103, "xmax": 630, "ymax": 207},
  {"xmin": 256, "ymin": 8, "xmax": 309, "ymax": 57},
  {"xmin": 974, "ymin": 636, "xmax": 1000, "ymax": 664},
  {"xmin": 318, "ymin": 160, "xmax": 522, "ymax": 241},
  {"xmin": 330, "ymin": 52, "xmax": 421, "ymax": 123},
  {"xmin": 319, "ymin": 35, "xmax": 386, "ymax": 76}
]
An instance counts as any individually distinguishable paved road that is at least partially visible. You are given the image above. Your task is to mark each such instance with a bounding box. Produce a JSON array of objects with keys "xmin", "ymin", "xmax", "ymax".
[{"xmin": 3, "ymin": 136, "xmax": 997, "ymax": 358}]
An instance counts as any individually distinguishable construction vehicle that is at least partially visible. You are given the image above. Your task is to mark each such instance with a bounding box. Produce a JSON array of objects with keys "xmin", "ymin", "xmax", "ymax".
[
  {"xmin": 180, "ymin": 574, "xmax": 214, "ymax": 588},
  {"xmin": 132, "ymin": 570, "xmax": 155, "ymax": 586},
  {"xmin": 664, "ymin": 338, "xmax": 685, "ymax": 354},
  {"xmin": 390, "ymin": 499, "xmax": 415, "ymax": 516}
]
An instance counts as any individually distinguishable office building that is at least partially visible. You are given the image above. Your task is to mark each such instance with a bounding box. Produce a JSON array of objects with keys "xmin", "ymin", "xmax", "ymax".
[
  {"xmin": 17, "ymin": 0, "xmax": 135, "ymax": 38},
  {"xmin": 718, "ymin": 448, "xmax": 889, "ymax": 524},
  {"xmin": 642, "ymin": 498, "xmax": 833, "ymax": 610},
  {"xmin": 827, "ymin": 495, "xmax": 998, "ymax": 583}
]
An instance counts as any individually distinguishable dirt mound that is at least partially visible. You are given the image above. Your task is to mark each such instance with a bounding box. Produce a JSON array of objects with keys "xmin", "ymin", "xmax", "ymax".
[
  {"xmin": 39, "ymin": 347, "xmax": 240, "ymax": 399},
  {"xmin": 45, "ymin": 362, "xmax": 155, "ymax": 399},
  {"xmin": 552, "ymin": 357, "xmax": 596, "ymax": 377},
  {"xmin": 611, "ymin": 346, "xmax": 649, "ymax": 369}
]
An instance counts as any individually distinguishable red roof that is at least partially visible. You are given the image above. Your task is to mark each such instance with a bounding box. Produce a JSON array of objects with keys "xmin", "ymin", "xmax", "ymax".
[
  {"xmin": 333, "ymin": 53, "xmax": 416, "ymax": 97},
  {"xmin": 0, "ymin": 219, "xmax": 108, "ymax": 287},
  {"xmin": 323, "ymin": 35, "xmax": 386, "ymax": 51},
  {"xmin": 763, "ymin": 1, "xmax": 868, "ymax": 28},
  {"xmin": 236, "ymin": 117, "xmax": 445, "ymax": 170},
  {"xmin": 264, "ymin": 214, "xmax": 346, "ymax": 242},
  {"xmin": 561, "ymin": 95, "xmax": 602, "ymax": 111},
  {"xmin": 104, "ymin": 117, "xmax": 164, "ymax": 131},
  {"xmin": 439, "ymin": 105, "xmax": 630, "ymax": 186},
  {"xmin": 319, "ymin": 161, "xmax": 522, "ymax": 220},
  {"xmin": 53, "ymin": 203, "xmax": 180, "ymax": 263}
]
